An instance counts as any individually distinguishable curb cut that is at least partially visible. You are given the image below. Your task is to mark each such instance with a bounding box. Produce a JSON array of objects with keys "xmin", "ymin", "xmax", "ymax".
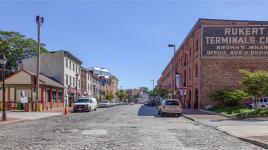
[{"xmin": 182, "ymin": 114, "xmax": 268, "ymax": 149}]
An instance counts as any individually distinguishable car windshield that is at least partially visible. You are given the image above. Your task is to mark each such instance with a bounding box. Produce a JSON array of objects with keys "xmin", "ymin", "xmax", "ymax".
[
  {"xmin": 101, "ymin": 100, "xmax": 109, "ymax": 103},
  {"xmin": 165, "ymin": 101, "xmax": 180, "ymax": 105},
  {"xmin": 76, "ymin": 99, "xmax": 89, "ymax": 103}
]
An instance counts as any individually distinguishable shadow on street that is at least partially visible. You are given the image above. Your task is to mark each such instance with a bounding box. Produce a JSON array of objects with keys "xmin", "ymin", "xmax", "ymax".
[{"xmin": 138, "ymin": 105, "xmax": 158, "ymax": 116}]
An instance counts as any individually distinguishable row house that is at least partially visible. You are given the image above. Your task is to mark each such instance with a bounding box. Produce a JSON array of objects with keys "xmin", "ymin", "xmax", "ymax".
[{"xmin": 21, "ymin": 50, "xmax": 82, "ymax": 108}]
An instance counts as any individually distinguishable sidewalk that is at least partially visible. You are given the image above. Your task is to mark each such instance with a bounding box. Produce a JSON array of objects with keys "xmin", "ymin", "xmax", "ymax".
[
  {"xmin": 0, "ymin": 111, "xmax": 64, "ymax": 125},
  {"xmin": 182, "ymin": 108, "xmax": 268, "ymax": 149}
]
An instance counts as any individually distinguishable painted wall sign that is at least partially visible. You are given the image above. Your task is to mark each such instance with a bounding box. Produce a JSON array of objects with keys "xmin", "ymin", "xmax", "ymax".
[{"xmin": 202, "ymin": 25, "xmax": 268, "ymax": 58}]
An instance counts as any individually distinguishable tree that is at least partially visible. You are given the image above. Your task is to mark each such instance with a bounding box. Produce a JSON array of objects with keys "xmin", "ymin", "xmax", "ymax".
[
  {"xmin": 0, "ymin": 31, "xmax": 48, "ymax": 73},
  {"xmin": 228, "ymin": 90, "xmax": 249, "ymax": 104},
  {"xmin": 210, "ymin": 89, "xmax": 249, "ymax": 106},
  {"xmin": 240, "ymin": 69, "xmax": 268, "ymax": 111},
  {"xmin": 115, "ymin": 90, "xmax": 128, "ymax": 101},
  {"xmin": 104, "ymin": 91, "xmax": 115, "ymax": 100}
]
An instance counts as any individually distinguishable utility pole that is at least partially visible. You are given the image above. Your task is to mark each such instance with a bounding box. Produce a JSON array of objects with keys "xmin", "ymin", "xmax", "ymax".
[
  {"xmin": 35, "ymin": 16, "xmax": 44, "ymax": 111},
  {"xmin": 168, "ymin": 44, "xmax": 176, "ymax": 99}
]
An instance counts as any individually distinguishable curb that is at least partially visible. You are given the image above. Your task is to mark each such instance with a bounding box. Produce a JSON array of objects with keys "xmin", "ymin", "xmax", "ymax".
[
  {"xmin": 199, "ymin": 109, "xmax": 233, "ymax": 119},
  {"xmin": 182, "ymin": 115, "xmax": 197, "ymax": 122},
  {"xmin": 0, "ymin": 119, "xmax": 23, "ymax": 125},
  {"xmin": 182, "ymin": 114, "xmax": 268, "ymax": 149}
]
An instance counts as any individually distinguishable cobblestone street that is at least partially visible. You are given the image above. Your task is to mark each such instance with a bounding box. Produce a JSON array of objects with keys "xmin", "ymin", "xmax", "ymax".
[{"xmin": 0, "ymin": 105, "xmax": 265, "ymax": 150}]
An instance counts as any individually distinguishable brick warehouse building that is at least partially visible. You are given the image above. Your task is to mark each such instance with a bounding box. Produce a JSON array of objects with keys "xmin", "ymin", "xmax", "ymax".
[{"xmin": 157, "ymin": 18, "xmax": 268, "ymax": 109}]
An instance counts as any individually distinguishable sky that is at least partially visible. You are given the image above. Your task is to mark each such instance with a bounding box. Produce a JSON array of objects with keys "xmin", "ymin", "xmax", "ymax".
[{"xmin": 0, "ymin": 0, "xmax": 268, "ymax": 90}]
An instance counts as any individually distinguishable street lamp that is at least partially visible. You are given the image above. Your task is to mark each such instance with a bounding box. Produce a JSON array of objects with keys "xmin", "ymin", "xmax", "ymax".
[
  {"xmin": 150, "ymin": 80, "xmax": 155, "ymax": 90},
  {"xmin": 75, "ymin": 73, "xmax": 79, "ymax": 100},
  {"xmin": 168, "ymin": 43, "xmax": 176, "ymax": 99},
  {"xmin": 0, "ymin": 54, "xmax": 7, "ymax": 121}
]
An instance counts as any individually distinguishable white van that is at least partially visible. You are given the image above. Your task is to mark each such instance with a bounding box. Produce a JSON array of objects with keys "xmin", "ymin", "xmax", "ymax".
[
  {"xmin": 73, "ymin": 97, "xmax": 98, "ymax": 112},
  {"xmin": 252, "ymin": 97, "xmax": 268, "ymax": 108}
]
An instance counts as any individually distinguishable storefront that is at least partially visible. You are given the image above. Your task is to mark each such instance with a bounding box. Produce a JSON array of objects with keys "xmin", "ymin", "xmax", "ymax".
[{"xmin": 0, "ymin": 70, "xmax": 64, "ymax": 111}]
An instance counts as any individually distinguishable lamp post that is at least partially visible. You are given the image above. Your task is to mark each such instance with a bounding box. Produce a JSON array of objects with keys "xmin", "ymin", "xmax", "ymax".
[
  {"xmin": 75, "ymin": 73, "xmax": 79, "ymax": 100},
  {"xmin": 35, "ymin": 15, "xmax": 44, "ymax": 111},
  {"xmin": 0, "ymin": 54, "xmax": 7, "ymax": 121},
  {"xmin": 168, "ymin": 44, "xmax": 176, "ymax": 99},
  {"xmin": 150, "ymin": 80, "xmax": 155, "ymax": 91}
]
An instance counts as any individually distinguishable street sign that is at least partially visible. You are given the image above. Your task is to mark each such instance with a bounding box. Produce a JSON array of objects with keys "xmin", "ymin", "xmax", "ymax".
[{"xmin": 179, "ymin": 89, "xmax": 186, "ymax": 96}]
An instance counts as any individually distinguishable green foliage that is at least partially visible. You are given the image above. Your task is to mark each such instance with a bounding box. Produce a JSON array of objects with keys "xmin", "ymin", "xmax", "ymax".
[
  {"xmin": 210, "ymin": 89, "xmax": 248, "ymax": 106},
  {"xmin": 240, "ymin": 69, "xmax": 268, "ymax": 98},
  {"xmin": 210, "ymin": 106, "xmax": 252, "ymax": 116},
  {"xmin": 240, "ymin": 69, "xmax": 268, "ymax": 110},
  {"xmin": 0, "ymin": 31, "xmax": 48, "ymax": 71},
  {"xmin": 142, "ymin": 87, "xmax": 149, "ymax": 94},
  {"xmin": 104, "ymin": 91, "xmax": 115, "ymax": 100},
  {"xmin": 149, "ymin": 88, "xmax": 168, "ymax": 98},
  {"xmin": 115, "ymin": 90, "xmax": 127, "ymax": 101},
  {"xmin": 236, "ymin": 108, "xmax": 268, "ymax": 118}
]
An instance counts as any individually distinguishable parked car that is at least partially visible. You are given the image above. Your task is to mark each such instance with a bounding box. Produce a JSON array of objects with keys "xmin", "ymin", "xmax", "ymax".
[
  {"xmin": 100, "ymin": 100, "xmax": 111, "ymax": 108},
  {"xmin": 111, "ymin": 102, "xmax": 116, "ymax": 106},
  {"xmin": 251, "ymin": 97, "xmax": 268, "ymax": 108},
  {"xmin": 115, "ymin": 101, "xmax": 121, "ymax": 105},
  {"xmin": 158, "ymin": 99, "xmax": 182, "ymax": 117},
  {"xmin": 73, "ymin": 97, "xmax": 98, "ymax": 112},
  {"xmin": 129, "ymin": 102, "xmax": 135, "ymax": 105}
]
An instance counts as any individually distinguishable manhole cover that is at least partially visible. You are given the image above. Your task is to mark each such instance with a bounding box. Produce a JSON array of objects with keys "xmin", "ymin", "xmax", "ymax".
[{"xmin": 81, "ymin": 129, "xmax": 107, "ymax": 135}]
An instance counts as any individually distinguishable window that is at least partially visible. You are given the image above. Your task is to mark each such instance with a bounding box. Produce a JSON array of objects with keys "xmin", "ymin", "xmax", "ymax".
[
  {"xmin": 66, "ymin": 75, "xmax": 68, "ymax": 85},
  {"xmin": 184, "ymin": 53, "xmax": 187, "ymax": 66},
  {"xmin": 195, "ymin": 39, "xmax": 199, "ymax": 52},
  {"xmin": 76, "ymin": 65, "xmax": 78, "ymax": 73},
  {"xmin": 47, "ymin": 90, "xmax": 51, "ymax": 102},
  {"xmin": 195, "ymin": 64, "xmax": 198, "ymax": 78},
  {"xmin": 184, "ymin": 70, "xmax": 186, "ymax": 87},
  {"xmin": 70, "ymin": 76, "xmax": 72, "ymax": 86},
  {"xmin": 69, "ymin": 61, "xmax": 71, "ymax": 70},
  {"xmin": 65, "ymin": 59, "xmax": 68, "ymax": 68},
  {"xmin": 58, "ymin": 91, "xmax": 63, "ymax": 102},
  {"xmin": 52, "ymin": 91, "xmax": 57, "ymax": 102},
  {"xmin": 189, "ymin": 67, "xmax": 191, "ymax": 81},
  {"xmin": 73, "ymin": 63, "xmax": 75, "ymax": 71},
  {"xmin": 73, "ymin": 77, "xmax": 75, "ymax": 87}
]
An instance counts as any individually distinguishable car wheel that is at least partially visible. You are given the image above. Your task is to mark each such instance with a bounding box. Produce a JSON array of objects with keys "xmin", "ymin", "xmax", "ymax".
[
  {"xmin": 160, "ymin": 111, "xmax": 164, "ymax": 117},
  {"xmin": 94, "ymin": 108, "xmax": 97, "ymax": 111}
]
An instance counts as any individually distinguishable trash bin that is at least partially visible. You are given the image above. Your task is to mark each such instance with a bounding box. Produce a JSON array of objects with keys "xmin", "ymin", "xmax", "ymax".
[
  {"xmin": 17, "ymin": 103, "xmax": 23, "ymax": 110},
  {"xmin": 24, "ymin": 103, "xmax": 29, "ymax": 112},
  {"xmin": 38, "ymin": 103, "xmax": 43, "ymax": 112}
]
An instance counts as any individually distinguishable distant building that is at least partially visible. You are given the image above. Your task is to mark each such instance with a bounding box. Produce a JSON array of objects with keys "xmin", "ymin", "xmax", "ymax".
[
  {"xmin": 81, "ymin": 67, "xmax": 92, "ymax": 96},
  {"xmin": 88, "ymin": 67, "xmax": 118, "ymax": 101},
  {"xmin": 104, "ymin": 76, "xmax": 118, "ymax": 101},
  {"xmin": 21, "ymin": 50, "xmax": 82, "ymax": 107}
]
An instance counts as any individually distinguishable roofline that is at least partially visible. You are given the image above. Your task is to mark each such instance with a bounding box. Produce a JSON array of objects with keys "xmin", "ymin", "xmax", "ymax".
[
  {"xmin": 161, "ymin": 18, "xmax": 268, "ymax": 76},
  {"xmin": 50, "ymin": 50, "xmax": 83, "ymax": 64}
]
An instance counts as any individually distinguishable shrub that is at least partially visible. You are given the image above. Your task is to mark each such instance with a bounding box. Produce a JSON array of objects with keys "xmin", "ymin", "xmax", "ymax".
[{"xmin": 210, "ymin": 89, "xmax": 248, "ymax": 106}]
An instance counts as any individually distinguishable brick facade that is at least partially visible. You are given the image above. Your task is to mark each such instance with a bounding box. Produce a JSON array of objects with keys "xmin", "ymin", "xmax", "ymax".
[{"xmin": 158, "ymin": 18, "xmax": 268, "ymax": 109}]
